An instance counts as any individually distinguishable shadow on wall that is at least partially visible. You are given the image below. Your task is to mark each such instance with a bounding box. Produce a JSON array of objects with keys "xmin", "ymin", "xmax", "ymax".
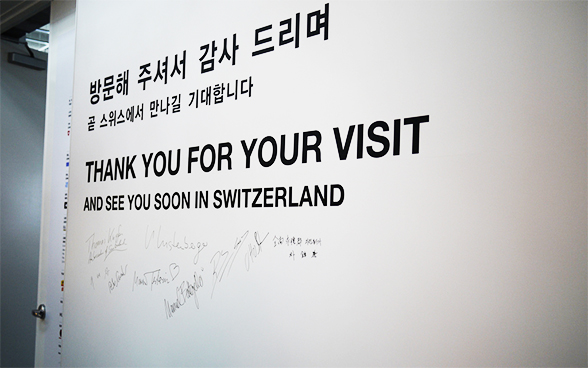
[{"xmin": 0, "ymin": 39, "xmax": 48, "ymax": 368}]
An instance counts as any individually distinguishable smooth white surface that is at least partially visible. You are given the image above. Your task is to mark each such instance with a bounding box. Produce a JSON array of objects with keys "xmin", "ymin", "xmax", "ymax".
[
  {"xmin": 62, "ymin": 1, "xmax": 587, "ymax": 366},
  {"xmin": 35, "ymin": 1, "xmax": 76, "ymax": 366}
]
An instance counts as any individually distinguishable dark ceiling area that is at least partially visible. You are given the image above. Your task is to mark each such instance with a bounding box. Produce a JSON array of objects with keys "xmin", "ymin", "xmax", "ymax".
[{"xmin": 1, "ymin": 0, "xmax": 50, "ymax": 42}]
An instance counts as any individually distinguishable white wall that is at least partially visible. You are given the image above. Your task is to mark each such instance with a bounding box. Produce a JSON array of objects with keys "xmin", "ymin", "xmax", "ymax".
[
  {"xmin": 61, "ymin": 1, "xmax": 586, "ymax": 366},
  {"xmin": 34, "ymin": 1, "xmax": 76, "ymax": 366}
]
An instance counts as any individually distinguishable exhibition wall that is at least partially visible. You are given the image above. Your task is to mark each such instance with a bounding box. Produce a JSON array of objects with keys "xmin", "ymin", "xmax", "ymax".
[{"xmin": 61, "ymin": 1, "xmax": 587, "ymax": 366}]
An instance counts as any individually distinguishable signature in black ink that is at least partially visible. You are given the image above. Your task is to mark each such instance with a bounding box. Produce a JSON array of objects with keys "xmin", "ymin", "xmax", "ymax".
[
  {"xmin": 245, "ymin": 231, "xmax": 269, "ymax": 271},
  {"xmin": 107, "ymin": 264, "xmax": 128, "ymax": 293},
  {"xmin": 169, "ymin": 263, "xmax": 180, "ymax": 280},
  {"xmin": 104, "ymin": 226, "xmax": 127, "ymax": 261},
  {"xmin": 86, "ymin": 233, "xmax": 105, "ymax": 264},
  {"xmin": 273, "ymin": 234, "xmax": 322, "ymax": 260},
  {"xmin": 209, "ymin": 231, "xmax": 248, "ymax": 298},
  {"xmin": 86, "ymin": 225, "xmax": 127, "ymax": 263},
  {"xmin": 132, "ymin": 271, "xmax": 148, "ymax": 290},
  {"xmin": 163, "ymin": 272, "xmax": 204, "ymax": 319},
  {"xmin": 133, "ymin": 263, "xmax": 181, "ymax": 291}
]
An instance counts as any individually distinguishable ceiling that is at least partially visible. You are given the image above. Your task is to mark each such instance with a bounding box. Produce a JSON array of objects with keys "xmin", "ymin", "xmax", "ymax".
[{"xmin": 1, "ymin": 0, "xmax": 51, "ymax": 42}]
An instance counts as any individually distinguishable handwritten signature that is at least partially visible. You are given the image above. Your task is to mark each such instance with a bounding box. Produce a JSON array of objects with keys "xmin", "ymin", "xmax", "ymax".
[
  {"xmin": 133, "ymin": 263, "xmax": 181, "ymax": 291},
  {"xmin": 144, "ymin": 225, "xmax": 207, "ymax": 254},
  {"xmin": 105, "ymin": 226, "xmax": 127, "ymax": 260},
  {"xmin": 86, "ymin": 225, "xmax": 127, "ymax": 264},
  {"xmin": 209, "ymin": 231, "xmax": 269, "ymax": 297},
  {"xmin": 209, "ymin": 231, "xmax": 248, "ymax": 298},
  {"xmin": 245, "ymin": 231, "xmax": 269, "ymax": 271},
  {"xmin": 107, "ymin": 264, "xmax": 128, "ymax": 293},
  {"xmin": 84, "ymin": 226, "xmax": 309, "ymax": 321},
  {"xmin": 163, "ymin": 272, "xmax": 204, "ymax": 319}
]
